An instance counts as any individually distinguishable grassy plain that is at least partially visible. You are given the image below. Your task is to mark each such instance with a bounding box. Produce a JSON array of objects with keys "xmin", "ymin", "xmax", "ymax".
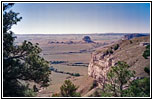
[{"xmin": 15, "ymin": 34, "xmax": 124, "ymax": 96}]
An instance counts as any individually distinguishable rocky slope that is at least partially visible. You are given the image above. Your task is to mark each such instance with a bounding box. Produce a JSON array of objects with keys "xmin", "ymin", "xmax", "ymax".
[{"xmin": 88, "ymin": 36, "xmax": 150, "ymax": 87}]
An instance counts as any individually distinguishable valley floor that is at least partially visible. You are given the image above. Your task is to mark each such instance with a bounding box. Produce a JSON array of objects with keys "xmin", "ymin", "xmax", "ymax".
[{"xmin": 15, "ymin": 34, "xmax": 123, "ymax": 97}]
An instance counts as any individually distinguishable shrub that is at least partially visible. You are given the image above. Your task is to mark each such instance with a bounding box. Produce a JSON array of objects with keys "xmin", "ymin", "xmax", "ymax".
[
  {"xmin": 104, "ymin": 49, "xmax": 113, "ymax": 55},
  {"xmin": 144, "ymin": 67, "xmax": 150, "ymax": 75},
  {"xmin": 101, "ymin": 61, "xmax": 135, "ymax": 97},
  {"xmin": 114, "ymin": 44, "xmax": 119, "ymax": 50},
  {"xmin": 60, "ymin": 80, "xmax": 81, "ymax": 97},
  {"xmin": 66, "ymin": 72, "xmax": 70, "ymax": 74},
  {"xmin": 143, "ymin": 45, "xmax": 150, "ymax": 59},
  {"xmin": 123, "ymin": 78, "xmax": 150, "ymax": 97},
  {"xmin": 109, "ymin": 49, "xmax": 113, "ymax": 54},
  {"xmin": 107, "ymin": 49, "xmax": 113, "ymax": 54},
  {"xmin": 24, "ymin": 89, "xmax": 36, "ymax": 97},
  {"xmin": 73, "ymin": 73, "xmax": 80, "ymax": 76}
]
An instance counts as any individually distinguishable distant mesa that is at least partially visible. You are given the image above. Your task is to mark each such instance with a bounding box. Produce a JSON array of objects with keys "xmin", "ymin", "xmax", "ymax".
[
  {"xmin": 124, "ymin": 33, "xmax": 149, "ymax": 40},
  {"xmin": 82, "ymin": 36, "xmax": 94, "ymax": 43}
]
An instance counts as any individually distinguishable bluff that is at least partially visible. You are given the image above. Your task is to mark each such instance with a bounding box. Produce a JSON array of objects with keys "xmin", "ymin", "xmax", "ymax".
[
  {"xmin": 82, "ymin": 36, "xmax": 94, "ymax": 43},
  {"xmin": 123, "ymin": 33, "xmax": 149, "ymax": 40},
  {"xmin": 88, "ymin": 36, "xmax": 150, "ymax": 87}
]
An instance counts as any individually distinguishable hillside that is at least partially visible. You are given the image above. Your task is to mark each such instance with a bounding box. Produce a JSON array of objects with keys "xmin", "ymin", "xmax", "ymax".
[{"xmin": 88, "ymin": 36, "xmax": 150, "ymax": 90}]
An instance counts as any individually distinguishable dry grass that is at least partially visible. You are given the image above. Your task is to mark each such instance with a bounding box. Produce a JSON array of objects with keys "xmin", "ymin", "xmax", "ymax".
[{"xmin": 15, "ymin": 34, "xmax": 123, "ymax": 97}]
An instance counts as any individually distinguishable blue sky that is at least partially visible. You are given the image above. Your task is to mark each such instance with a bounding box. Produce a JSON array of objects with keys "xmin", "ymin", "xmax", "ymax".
[{"xmin": 10, "ymin": 3, "xmax": 150, "ymax": 34}]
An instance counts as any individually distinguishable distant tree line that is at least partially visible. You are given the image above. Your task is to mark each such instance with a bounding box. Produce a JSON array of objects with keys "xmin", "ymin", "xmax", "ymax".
[{"xmin": 50, "ymin": 66, "xmax": 80, "ymax": 77}]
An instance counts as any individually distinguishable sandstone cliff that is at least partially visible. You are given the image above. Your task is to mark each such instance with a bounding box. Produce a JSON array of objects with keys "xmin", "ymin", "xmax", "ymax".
[{"xmin": 88, "ymin": 36, "xmax": 150, "ymax": 87}]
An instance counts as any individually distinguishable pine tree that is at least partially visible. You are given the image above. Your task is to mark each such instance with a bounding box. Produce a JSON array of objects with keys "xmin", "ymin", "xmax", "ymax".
[
  {"xmin": 3, "ymin": 3, "xmax": 51, "ymax": 97},
  {"xmin": 60, "ymin": 80, "xmax": 81, "ymax": 97},
  {"xmin": 101, "ymin": 61, "xmax": 135, "ymax": 97}
]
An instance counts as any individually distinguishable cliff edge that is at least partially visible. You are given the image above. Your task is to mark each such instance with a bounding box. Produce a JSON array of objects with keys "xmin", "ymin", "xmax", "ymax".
[{"xmin": 88, "ymin": 36, "xmax": 150, "ymax": 87}]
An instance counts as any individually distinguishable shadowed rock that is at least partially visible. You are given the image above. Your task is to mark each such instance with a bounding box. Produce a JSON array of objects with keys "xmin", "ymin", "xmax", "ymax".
[{"xmin": 82, "ymin": 36, "xmax": 94, "ymax": 43}]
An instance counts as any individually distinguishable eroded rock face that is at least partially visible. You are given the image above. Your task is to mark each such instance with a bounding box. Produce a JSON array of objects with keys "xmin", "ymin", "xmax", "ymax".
[
  {"xmin": 88, "ymin": 51, "xmax": 115, "ymax": 87},
  {"xmin": 88, "ymin": 36, "xmax": 150, "ymax": 88}
]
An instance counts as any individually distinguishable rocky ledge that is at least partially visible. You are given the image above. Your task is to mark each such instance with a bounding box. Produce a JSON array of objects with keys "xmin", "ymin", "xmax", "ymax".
[{"xmin": 88, "ymin": 36, "xmax": 150, "ymax": 87}]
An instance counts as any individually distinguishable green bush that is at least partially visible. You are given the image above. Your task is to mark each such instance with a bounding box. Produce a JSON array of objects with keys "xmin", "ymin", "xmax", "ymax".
[
  {"xmin": 60, "ymin": 80, "xmax": 81, "ymax": 97},
  {"xmin": 101, "ymin": 61, "xmax": 135, "ymax": 97},
  {"xmin": 24, "ymin": 88, "xmax": 36, "ymax": 97},
  {"xmin": 100, "ymin": 61, "xmax": 150, "ymax": 97},
  {"xmin": 105, "ymin": 49, "xmax": 113, "ymax": 55},
  {"xmin": 107, "ymin": 49, "xmax": 113, "ymax": 54},
  {"xmin": 114, "ymin": 44, "xmax": 119, "ymax": 50},
  {"xmin": 123, "ymin": 78, "xmax": 150, "ymax": 97},
  {"xmin": 144, "ymin": 67, "xmax": 150, "ymax": 75},
  {"xmin": 109, "ymin": 49, "xmax": 113, "ymax": 54},
  {"xmin": 73, "ymin": 73, "xmax": 80, "ymax": 76},
  {"xmin": 143, "ymin": 45, "xmax": 150, "ymax": 59},
  {"xmin": 66, "ymin": 72, "xmax": 70, "ymax": 74}
]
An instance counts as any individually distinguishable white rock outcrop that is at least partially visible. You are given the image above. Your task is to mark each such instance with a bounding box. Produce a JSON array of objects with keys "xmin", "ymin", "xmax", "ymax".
[
  {"xmin": 88, "ymin": 51, "xmax": 115, "ymax": 88},
  {"xmin": 88, "ymin": 36, "xmax": 150, "ymax": 88}
]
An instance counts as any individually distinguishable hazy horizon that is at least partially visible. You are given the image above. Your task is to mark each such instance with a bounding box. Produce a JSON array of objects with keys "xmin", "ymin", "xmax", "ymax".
[
  {"xmin": 14, "ymin": 32, "xmax": 150, "ymax": 35},
  {"xmin": 9, "ymin": 3, "xmax": 150, "ymax": 34}
]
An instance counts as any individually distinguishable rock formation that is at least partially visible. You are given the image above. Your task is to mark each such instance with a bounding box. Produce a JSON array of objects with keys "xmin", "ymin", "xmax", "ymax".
[
  {"xmin": 88, "ymin": 36, "xmax": 150, "ymax": 87},
  {"xmin": 82, "ymin": 36, "xmax": 94, "ymax": 43}
]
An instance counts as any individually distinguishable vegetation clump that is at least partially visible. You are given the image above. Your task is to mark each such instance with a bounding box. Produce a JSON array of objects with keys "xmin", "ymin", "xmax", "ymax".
[
  {"xmin": 104, "ymin": 49, "xmax": 113, "ymax": 55},
  {"xmin": 50, "ymin": 61, "xmax": 67, "ymax": 64},
  {"xmin": 101, "ymin": 61, "xmax": 135, "ymax": 97},
  {"xmin": 103, "ymin": 44, "xmax": 119, "ymax": 56},
  {"xmin": 122, "ymin": 42, "xmax": 150, "ymax": 97},
  {"xmin": 100, "ymin": 61, "xmax": 150, "ymax": 97},
  {"xmin": 73, "ymin": 73, "xmax": 80, "ymax": 76},
  {"xmin": 108, "ymin": 49, "xmax": 113, "ymax": 54},
  {"xmin": 144, "ymin": 67, "xmax": 150, "ymax": 75},
  {"xmin": 113, "ymin": 44, "xmax": 119, "ymax": 50},
  {"xmin": 123, "ymin": 77, "xmax": 150, "ymax": 97},
  {"xmin": 3, "ymin": 3, "xmax": 51, "ymax": 97},
  {"xmin": 50, "ymin": 67, "xmax": 80, "ymax": 77},
  {"xmin": 52, "ymin": 80, "xmax": 81, "ymax": 97},
  {"xmin": 143, "ymin": 44, "xmax": 150, "ymax": 59}
]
